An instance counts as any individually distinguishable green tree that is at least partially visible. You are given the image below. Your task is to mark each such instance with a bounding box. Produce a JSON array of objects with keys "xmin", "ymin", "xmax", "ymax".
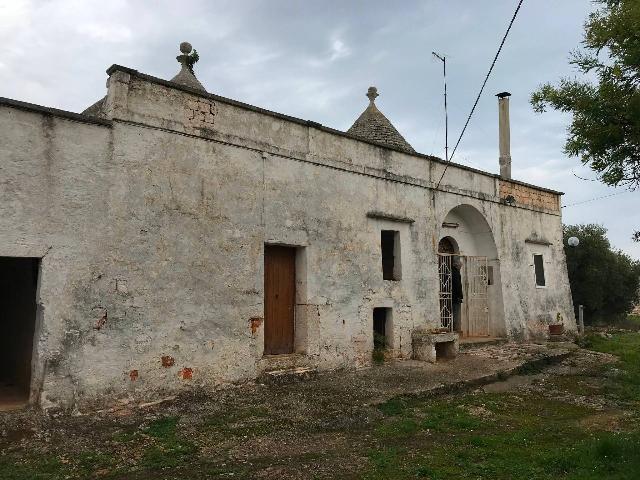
[
  {"xmin": 564, "ymin": 224, "xmax": 640, "ymax": 324},
  {"xmin": 531, "ymin": 0, "xmax": 640, "ymax": 188}
]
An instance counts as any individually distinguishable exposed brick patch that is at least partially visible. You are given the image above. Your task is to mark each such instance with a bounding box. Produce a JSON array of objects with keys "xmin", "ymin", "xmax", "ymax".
[
  {"xmin": 161, "ymin": 355, "xmax": 175, "ymax": 368},
  {"xmin": 180, "ymin": 367, "xmax": 193, "ymax": 380},
  {"xmin": 129, "ymin": 369, "xmax": 139, "ymax": 381},
  {"xmin": 185, "ymin": 98, "xmax": 217, "ymax": 130},
  {"xmin": 499, "ymin": 180, "xmax": 560, "ymax": 212},
  {"xmin": 93, "ymin": 308, "xmax": 108, "ymax": 330},
  {"xmin": 249, "ymin": 317, "xmax": 263, "ymax": 335}
]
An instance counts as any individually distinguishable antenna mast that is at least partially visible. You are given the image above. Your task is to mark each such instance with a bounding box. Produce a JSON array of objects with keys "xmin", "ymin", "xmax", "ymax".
[{"xmin": 432, "ymin": 52, "xmax": 448, "ymax": 162}]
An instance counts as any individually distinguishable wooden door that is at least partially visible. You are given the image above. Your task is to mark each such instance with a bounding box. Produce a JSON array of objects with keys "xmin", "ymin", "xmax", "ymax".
[{"xmin": 264, "ymin": 245, "xmax": 296, "ymax": 355}]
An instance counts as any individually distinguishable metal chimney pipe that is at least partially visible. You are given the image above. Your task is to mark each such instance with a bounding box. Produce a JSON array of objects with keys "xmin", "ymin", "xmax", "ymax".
[{"xmin": 497, "ymin": 91, "xmax": 512, "ymax": 179}]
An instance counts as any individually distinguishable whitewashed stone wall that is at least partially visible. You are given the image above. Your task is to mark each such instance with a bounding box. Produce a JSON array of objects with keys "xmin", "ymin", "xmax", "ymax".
[{"xmin": 0, "ymin": 67, "xmax": 575, "ymax": 410}]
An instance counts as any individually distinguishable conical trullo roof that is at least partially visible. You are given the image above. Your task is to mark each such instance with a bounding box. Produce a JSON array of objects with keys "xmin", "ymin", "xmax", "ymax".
[
  {"xmin": 347, "ymin": 87, "xmax": 414, "ymax": 153},
  {"xmin": 170, "ymin": 42, "xmax": 206, "ymax": 92}
]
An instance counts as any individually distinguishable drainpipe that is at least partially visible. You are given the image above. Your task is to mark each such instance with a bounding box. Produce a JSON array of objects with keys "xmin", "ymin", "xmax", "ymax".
[{"xmin": 497, "ymin": 92, "xmax": 511, "ymax": 179}]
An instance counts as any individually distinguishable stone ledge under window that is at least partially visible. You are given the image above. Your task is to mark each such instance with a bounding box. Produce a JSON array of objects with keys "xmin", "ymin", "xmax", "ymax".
[
  {"xmin": 525, "ymin": 237, "xmax": 552, "ymax": 246},
  {"xmin": 367, "ymin": 211, "xmax": 415, "ymax": 224}
]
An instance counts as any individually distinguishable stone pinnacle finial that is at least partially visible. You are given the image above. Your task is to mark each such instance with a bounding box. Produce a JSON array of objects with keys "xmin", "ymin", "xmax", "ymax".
[
  {"xmin": 367, "ymin": 86, "xmax": 379, "ymax": 104},
  {"xmin": 176, "ymin": 42, "xmax": 193, "ymax": 67},
  {"xmin": 169, "ymin": 41, "xmax": 206, "ymax": 92}
]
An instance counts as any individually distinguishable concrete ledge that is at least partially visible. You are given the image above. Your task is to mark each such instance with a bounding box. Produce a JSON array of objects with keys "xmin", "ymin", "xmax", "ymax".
[{"xmin": 405, "ymin": 348, "xmax": 573, "ymax": 400}]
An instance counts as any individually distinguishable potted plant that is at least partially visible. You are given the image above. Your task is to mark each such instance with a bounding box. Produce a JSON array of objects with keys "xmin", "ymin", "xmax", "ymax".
[{"xmin": 549, "ymin": 313, "xmax": 565, "ymax": 335}]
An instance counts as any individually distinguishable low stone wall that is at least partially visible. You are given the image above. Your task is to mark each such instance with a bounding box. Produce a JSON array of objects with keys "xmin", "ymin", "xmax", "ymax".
[{"xmin": 412, "ymin": 330, "xmax": 459, "ymax": 363}]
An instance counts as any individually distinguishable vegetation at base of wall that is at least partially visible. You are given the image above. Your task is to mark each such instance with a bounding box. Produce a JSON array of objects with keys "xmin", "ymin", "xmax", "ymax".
[
  {"xmin": 627, "ymin": 314, "xmax": 640, "ymax": 327},
  {"xmin": 372, "ymin": 332, "xmax": 387, "ymax": 364},
  {"xmin": 563, "ymin": 223, "xmax": 640, "ymax": 324}
]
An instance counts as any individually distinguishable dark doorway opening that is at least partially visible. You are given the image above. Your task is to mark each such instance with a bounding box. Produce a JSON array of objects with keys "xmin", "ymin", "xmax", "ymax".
[
  {"xmin": 0, "ymin": 257, "xmax": 39, "ymax": 407},
  {"xmin": 373, "ymin": 307, "xmax": 391, "ymax": 350},
  {"xmin": 435, "ymin": 341, "xmax": 456, "ymax": 361}
]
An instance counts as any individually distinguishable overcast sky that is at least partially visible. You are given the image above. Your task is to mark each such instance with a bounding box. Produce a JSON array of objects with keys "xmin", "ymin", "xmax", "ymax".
[{"xmin": 2, "ymin": 0, "xmax": 638, "ymax": 258}]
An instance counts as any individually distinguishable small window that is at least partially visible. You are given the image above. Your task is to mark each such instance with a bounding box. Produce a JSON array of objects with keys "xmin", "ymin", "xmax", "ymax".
[
  {"xmin": 381, "ymin": 230, "xmax": 401, "ymax": 280},
  {"xmin": 534, "ymin": 254, "xmax": 546, "ymax": 287}
]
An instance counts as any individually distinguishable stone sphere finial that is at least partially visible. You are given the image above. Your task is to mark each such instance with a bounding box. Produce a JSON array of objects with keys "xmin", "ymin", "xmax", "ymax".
[
  {"xmin": 367, "ymin": 86, "xmax": 379, "ymax": 103},
  {"xmin": 180, "ymin": 42, "xmax": 193, "ymax": 54}
]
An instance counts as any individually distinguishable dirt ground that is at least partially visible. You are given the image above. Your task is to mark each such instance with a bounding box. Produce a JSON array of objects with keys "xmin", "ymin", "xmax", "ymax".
[{"xmin": 0, "ymin": 340, "xmax": 635, "ymax": 479}]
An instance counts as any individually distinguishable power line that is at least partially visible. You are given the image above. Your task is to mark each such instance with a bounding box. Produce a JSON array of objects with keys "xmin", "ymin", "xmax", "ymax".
[
  {"xmin": 562, "ymin": 190, "xmax": 631, "ymax": 208},
  {"xmin": 435, "ymin": 0, "xmax": 525, "ymax": 190}
]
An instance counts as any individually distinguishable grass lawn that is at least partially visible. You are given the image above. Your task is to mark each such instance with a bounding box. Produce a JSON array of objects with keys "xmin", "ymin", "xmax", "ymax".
[
  {"xmin": 358, "ymin": 331, "xmax": 640, "ymax": 479},
  {"xmin": 1, "ymin": 333, "xmax": 639, "ymax": 479}
]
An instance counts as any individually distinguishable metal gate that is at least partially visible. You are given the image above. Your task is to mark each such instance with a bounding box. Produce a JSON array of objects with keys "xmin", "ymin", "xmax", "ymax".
[
  {"xmin": 438, "ymin": 254, "xmax": 453, "ymax": 331},
  {"xmin": 464, "ymin": 256, "xmax": 490, "ymax": 337},
  {"xmin": 438, "ymin": 254, "xmax": 489, "ymax": 336}
]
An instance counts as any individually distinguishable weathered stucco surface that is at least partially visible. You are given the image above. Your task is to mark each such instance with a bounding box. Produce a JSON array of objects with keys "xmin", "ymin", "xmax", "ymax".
[{"xmin": 0, "ymin": 66, "xmax": 575, "ymax": 410}]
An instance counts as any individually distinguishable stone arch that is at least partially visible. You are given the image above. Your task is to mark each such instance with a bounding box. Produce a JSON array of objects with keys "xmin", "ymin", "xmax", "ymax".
[
  {"xmin": 441, "ymin": 204, "xmax": 498, "ymax": 258},
  {"xmin": 438, "ymin": 204, "xmax": 506, "ymax": 337},
  {"xmin": 437, "ymin": 236, "xmax": 459, "ymax": 254}
]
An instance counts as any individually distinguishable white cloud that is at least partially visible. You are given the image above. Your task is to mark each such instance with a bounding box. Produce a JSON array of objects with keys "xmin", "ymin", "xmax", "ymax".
[{"xmin": 76, "ymin": 23, "xmax": 132, "ymax": 43}]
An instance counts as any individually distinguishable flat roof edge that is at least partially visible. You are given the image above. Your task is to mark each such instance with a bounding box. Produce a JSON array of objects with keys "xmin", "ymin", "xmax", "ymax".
[
  {"xmin": 104, "ymin": 64, "xmax": 564, "ymax": 196},
  {"xmin": 0, "ymin": 97, "xmax": 112, "ymax": 127}
]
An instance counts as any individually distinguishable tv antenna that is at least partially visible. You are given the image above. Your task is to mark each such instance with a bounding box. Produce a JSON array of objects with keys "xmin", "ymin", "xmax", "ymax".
[{"xmin": 432, "ymin": 51, "xmax": 448, "ymax": 162}]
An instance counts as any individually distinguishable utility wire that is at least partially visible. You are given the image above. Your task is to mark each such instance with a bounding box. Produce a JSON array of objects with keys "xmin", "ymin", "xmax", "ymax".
[
  {"xmin": 562, "ymin": 190, "xmax": 631, "ymax": 208},
  {"xmin": 435, "ymin": 0, "xmax": 525, "ymax": 190}
]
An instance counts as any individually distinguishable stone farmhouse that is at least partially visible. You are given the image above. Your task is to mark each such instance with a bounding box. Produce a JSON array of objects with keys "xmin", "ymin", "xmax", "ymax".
[{"xmin": 0, "ymin": 43, "xmax": 575, "ymax": 410}]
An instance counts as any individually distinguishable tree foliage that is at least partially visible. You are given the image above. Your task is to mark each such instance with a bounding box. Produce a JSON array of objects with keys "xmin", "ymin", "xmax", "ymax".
[
  {"xmin": 531, "ymin": 0, "xmax": 640, "ymax": 188},
  {"xmin": 564, "ymin": 224, "xmax": 640, "ymax": 324},
  {"xmin": 186, "ymin": 49, "xmax": 199, "ymax": 74}
]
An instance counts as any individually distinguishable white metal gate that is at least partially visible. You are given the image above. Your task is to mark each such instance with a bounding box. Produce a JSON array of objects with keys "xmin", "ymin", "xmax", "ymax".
[
  {"xmin": 438, "ymin": 254, "xmax": 453, "ymax": 331},
  {"xmin": 438, "ymin": 254, "xmax": 490, "ymax": 336},
  {"xmin": 464, "ymin": 256, "xmax": 490, "ymax": 337}
]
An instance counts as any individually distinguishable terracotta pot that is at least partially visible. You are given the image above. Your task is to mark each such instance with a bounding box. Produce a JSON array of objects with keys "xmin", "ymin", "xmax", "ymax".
[{"xmin": 549, "ymin": 324, "xmax": 564, "ymax": 335}]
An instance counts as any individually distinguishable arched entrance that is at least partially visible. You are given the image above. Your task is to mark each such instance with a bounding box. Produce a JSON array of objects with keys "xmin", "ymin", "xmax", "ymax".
[{"xmin": 437, "ymin": 205, "xmax": 505, "ymax": 338}]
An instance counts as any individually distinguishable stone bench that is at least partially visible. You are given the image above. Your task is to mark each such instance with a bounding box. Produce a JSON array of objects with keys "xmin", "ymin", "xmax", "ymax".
[{"xmin": 412, "ymin": 329, "xmax": 459, "ymax": 363}]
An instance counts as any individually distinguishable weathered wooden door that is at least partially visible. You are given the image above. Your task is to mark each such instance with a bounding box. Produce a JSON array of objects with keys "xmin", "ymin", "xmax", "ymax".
[{"xmin": 264, "ymin": 245, "xmax": 296, "ymax": 355}]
